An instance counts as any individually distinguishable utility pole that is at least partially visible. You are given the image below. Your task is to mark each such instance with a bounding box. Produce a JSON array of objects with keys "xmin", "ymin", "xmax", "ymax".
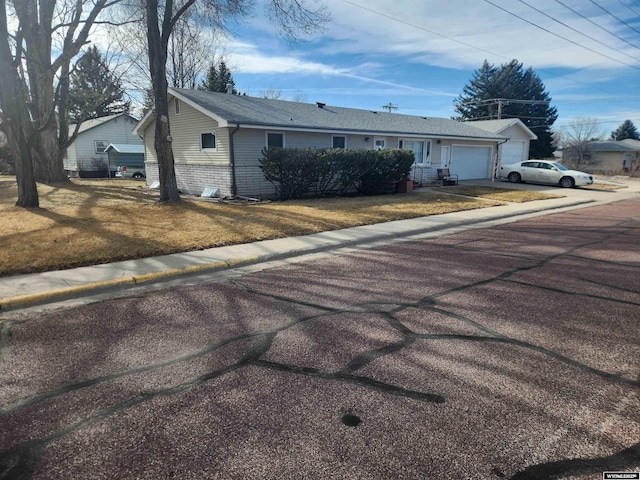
[
  {"xmin": 381, "ymin": 102, "xmax": 398, "ymax": 113},
  {"xmin": 497, "ymin": 99, "xmax": 505, "ymax": 120}
]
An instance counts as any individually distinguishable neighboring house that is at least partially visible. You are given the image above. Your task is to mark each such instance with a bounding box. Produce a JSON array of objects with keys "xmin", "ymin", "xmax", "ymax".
[
  {"xmin": 466, "ymin": 119, "xmax": 538, "ymax": 167},
  {"xmin": 134, "ymin": 89, "xmax": 511, "ymax": 198},
  {"xmin": 64, "ymin": 113, "xmax": 142, "ymax": 177},
  {"xmin": 572, "ymin": 139, "xmax": 640, "ymax": 175}
]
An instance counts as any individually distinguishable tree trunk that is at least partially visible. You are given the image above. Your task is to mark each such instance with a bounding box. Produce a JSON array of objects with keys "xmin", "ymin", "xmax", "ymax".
[
  {"xmin": 146, "ymin": 0, "xmax": 180, "ymax": 202},
  {"xmin": 11, "ymin": 128, "xmax": 40, "ymax": 208},
  {"xmin": 0, "ymin": 0, "xmax": 39, "ymax": 207},
  {"xmin": 154, "ymin": 111, "xmax": 180, "ymax": 202}
]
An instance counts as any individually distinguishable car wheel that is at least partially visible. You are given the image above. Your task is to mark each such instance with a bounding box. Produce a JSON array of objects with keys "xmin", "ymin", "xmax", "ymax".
[
  {"xmin": 508, "ymin": 172, "xmax": 521, "ymax": 183},
  {"xmin": 132, "ymin": 173, "xmax": 145, "ymax": 179},
  {"xmin": 560, "ymin": 176, "xmax": 575, "ymax": 188}
]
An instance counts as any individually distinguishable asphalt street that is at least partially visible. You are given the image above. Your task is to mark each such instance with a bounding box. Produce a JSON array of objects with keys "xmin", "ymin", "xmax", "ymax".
[{"xmin": 1, "ymin": 197, "xmax": 639, "ymax": 479}]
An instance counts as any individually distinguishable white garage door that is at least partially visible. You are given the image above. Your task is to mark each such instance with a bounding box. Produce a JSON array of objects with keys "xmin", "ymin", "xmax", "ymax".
[
  {"xmin": 501, "ymin": 141, "xmax": 525, "ymax": 164},
  {"xmin": 451, "ymin": 146, "xmax": 492, "ymax": 180}
]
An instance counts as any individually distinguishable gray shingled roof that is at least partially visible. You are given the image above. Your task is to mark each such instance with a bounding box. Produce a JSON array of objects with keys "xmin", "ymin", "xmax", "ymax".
[
  {"xmin": 171, "ymin": 89, "xmax": 506, "ymax": 141},
  {"xmin": 467, "ymin": 119, "xmax": 538, "ymax": 139},
  {"xmin": 72, "ymin": 113, "xmax": 139, "ymax": 134},
  {"xmin": 587, "ymin": 139, "xmax": 640, "ymax": 152}
]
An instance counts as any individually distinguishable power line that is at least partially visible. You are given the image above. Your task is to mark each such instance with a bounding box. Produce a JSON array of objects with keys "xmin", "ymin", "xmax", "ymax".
[
  {"xmin": 338, "ymin": 0, "xmax": 513, "ymax": 64},
  {"xmin": 482, "ymin": 0, "xmax": 640, "ymax": 71},
  {"xmin": 528, "ymin": 117, "xmax": 640, "ymax": 129},
  {"xmin": 615, "ymin": 0, "xmax": 640, "ymax": 18},
  {"xmin": 587, "ymin": 0, "xmax": 640, "ymax": 36},
  {"xmin": 338, "ymin": 0, "xmax": 640, "ymax": 100},
  {"xmin": 553, "ymin": 0, "xmax": 640, "ymax": 51},
  {"xmin": 460, "ymin": 98, "xmax": 551, "ymax": 106}
]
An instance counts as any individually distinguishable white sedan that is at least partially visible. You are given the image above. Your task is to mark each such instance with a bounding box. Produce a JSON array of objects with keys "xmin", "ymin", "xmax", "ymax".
[{"xmin": 498, "ymin": 160, "xmax": 594, "ymax": 188}]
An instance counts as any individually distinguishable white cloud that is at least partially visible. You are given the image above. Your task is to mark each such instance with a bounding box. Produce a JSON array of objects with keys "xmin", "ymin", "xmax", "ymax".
[
  {"xmin": 226, "ymin": 38, "xmax": 443, "ymax": 92},
  {"xmin": 318, "ymin": 0, "xmax": 640, "ymax": 71}
]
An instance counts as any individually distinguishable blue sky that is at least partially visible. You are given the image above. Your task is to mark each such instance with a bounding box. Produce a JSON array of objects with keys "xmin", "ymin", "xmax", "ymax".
[{"xmin": 219, "ymin": 0, "xmax": 640, "ymax": 137}]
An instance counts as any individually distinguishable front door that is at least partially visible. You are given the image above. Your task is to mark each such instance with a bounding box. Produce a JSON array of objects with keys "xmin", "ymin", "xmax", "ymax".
[{"xmin": 440, "ymin": 146, "xmax": 450, "ymax": 168}]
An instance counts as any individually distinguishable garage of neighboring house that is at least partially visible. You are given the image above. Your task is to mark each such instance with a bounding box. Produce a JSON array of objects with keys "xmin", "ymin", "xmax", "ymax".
[{"xmin": 450, "ymin": 145, "xmax": 492, "ymax": 180}]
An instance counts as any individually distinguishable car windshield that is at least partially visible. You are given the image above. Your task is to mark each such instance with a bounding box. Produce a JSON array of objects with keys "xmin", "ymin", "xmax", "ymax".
[{"xmin": 551, "ymin": 162, "xmax": 568, "ymax": 171}]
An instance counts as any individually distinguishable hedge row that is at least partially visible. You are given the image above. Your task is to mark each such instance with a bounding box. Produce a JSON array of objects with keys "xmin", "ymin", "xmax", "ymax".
[{"xmin": 259, "ymin": 147, "xmax": 415, "ymax": 200}]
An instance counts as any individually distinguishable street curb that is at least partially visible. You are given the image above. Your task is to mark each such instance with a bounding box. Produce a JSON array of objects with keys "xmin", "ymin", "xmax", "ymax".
[
  {"xmin": 0, "ymin": 257, "xmax": 259, "ymax": 313},
  {"xmin": 0, "ymin": 200, "xmax": 594, "ymax": 313}
]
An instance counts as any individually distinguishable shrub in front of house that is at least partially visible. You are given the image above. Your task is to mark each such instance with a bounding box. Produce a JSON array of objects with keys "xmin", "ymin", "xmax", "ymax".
[
  {"xmin": 259, "ymin": 148, "xmax": 414, "ymax": 200},
  {"xmin": 356, "ymin": 148, "xmax": 414, "ymax": 195}
]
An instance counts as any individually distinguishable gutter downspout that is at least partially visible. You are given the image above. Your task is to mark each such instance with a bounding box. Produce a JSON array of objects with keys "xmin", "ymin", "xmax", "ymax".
[
  {"xmin": 229, "ymin": 124, "xmax": 240, "ymax": 197},
  {"xmin": 494, "ymin": 138, "xmax": 510, "ymax": 182}
]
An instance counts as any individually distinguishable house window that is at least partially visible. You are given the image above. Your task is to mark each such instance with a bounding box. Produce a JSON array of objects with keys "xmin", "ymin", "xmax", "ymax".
[
  {"xmin": 267, "ymin": 132, "xmax": 284, "ymax": 148},
  {"xmin": 200, "ymin": 132, "xmax": 216, "ymax": 149},
  {"xmin": 374, "ymin": 137, "xmax": 386, "ymax": 150},
  {"xmin": 175, "ymin": 99, "xmax": 181, "ymax": 115},
  {"xmin": 95, "ymin": 141, "xmax": 108, "ymax": 154},
  {"xmin": 400, "ymin": 139, "xmax": 431, "ymax": 164},
  {"xmin": 332, "ymin": 135, "xmax": 346, "ymax": 148}
]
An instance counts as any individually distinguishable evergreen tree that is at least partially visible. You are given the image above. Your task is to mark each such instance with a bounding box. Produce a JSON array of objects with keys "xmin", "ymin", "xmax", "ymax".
[
  {"xmin": 454, "ymin": 59, "xmax": 558, "ymax": 158},
  {"xmin": 198, "ymin": 60, "xmax": 238, "ymax": 94},
  {"xmin": 610, "ymin": 120, "xmax": 639, "ymax": 141},
  {"xmin": 69, "ymin": 46, "xmax": 130, "ymax": 121}
]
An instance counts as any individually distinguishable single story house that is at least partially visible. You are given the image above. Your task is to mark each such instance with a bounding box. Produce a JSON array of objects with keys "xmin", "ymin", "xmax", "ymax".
[
  {"xmin": 64, "ymin": 113, "xmax": 142, "ymax": 177},
  {"xmin": 577, "ymin": 139, "xmax": 640, "ymax": 175},
  {"xmin": 134, "ymin": 89, "xmax": 531, "ymax": 197},
  {"xmin": 466, "ymin": 119, "xmax": 538, "ymax": 166}
]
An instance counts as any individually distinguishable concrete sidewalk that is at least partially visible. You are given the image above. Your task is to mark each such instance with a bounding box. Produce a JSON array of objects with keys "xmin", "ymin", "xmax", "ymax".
[{"xmin": 1, "ymin": 182, "xmax": 638, "ymax": 313}]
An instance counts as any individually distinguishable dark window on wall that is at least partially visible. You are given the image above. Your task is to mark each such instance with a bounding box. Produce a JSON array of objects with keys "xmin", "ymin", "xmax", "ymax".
[
  {"xmin": 201, "ymin": 132, "xmax": 216, "ymax": 149},
  {"xmin": 267, "ymin": 132, "xmax": 284, "ymax": 148},
  {"xmin": 175, "ymin": 99, "xmax": 181, "ymax": 115},
  {"xmin": 332, "ymin": 135, "xmax": 346, "ymax": 148},
  {"xmin": 95, "ymin": 141, "xmax": 108, "ymax": 154}
]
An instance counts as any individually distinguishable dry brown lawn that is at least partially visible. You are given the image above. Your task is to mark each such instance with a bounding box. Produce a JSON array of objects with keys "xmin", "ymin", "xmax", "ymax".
[
  {"xmin": 585, "ymin": 183, "xmax": 628, "ymax": 191},
  {"xmin": 0, "ymin": 176, "xmax": 560, "ymax": 276},
  {"xmin": 432, "ymin": 184, "xmax": 564, "ymax": 202}
]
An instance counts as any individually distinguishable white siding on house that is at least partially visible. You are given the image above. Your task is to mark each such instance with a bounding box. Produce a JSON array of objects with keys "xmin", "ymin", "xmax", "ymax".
[{"xmin": 66, "ymin": 116, "xmax": 141, "ymax": 174}]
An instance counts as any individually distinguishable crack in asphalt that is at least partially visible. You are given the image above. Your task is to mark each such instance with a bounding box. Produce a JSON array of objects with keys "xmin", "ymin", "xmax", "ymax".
[
  {"xmin": 505, "ymin": 278, "xmax": 640, "ymax": 306},
  {"xmin": 1, "ymin": 215, "xmax": 638, "ymax": 478},
  {"xmin": 252, "ymin": 359, "xmax": 445, "ymax": 403}
]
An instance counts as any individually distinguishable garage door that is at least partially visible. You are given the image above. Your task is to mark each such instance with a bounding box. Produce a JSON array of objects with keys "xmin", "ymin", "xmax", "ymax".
[
  {"xmin": 451, "ymin": 146, "xmax": 492, "ymax": 180},
  {"xmin": 501, "ymin": 141, "xmax": 525, "ymax": 164}
]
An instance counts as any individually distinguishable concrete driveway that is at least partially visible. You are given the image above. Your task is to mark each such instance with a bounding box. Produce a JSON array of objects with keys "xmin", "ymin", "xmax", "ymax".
[{"xmin": 1, "ymin": 197, "xmax": 639, "ymax": 479}]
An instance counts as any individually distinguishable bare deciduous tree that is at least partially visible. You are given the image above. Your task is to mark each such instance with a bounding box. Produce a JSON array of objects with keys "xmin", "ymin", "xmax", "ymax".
[
  {"xmin": 0, "ymin": 0, "xmax": 128, "ymax": 207},
  {"xmin": 290, "ymin": 90, "xmax": 308, "ymax": 103},
  {"xmin": 556, "ymin": 118, "xmax": 605, "ymax": 166},
  {"xmin": 260, "ymin": 87, "xmax": 283, "ymax": 100}
]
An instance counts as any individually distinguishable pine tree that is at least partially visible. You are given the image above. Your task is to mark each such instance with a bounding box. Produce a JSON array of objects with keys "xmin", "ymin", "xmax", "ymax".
[
  {"xmin": 198, "ymin": 60, "xmax": 238, "ymax": 94},
  {"xmin": 454, "ymin": 59, "xmax": 558, "ymax": 158},
  {"xmin": 68, "ymin": 46, "xmax": 130, "ymax": 121},
  {"xmin": 610, "ymin": 120, "xmax": 639, "ymax": 141}
]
